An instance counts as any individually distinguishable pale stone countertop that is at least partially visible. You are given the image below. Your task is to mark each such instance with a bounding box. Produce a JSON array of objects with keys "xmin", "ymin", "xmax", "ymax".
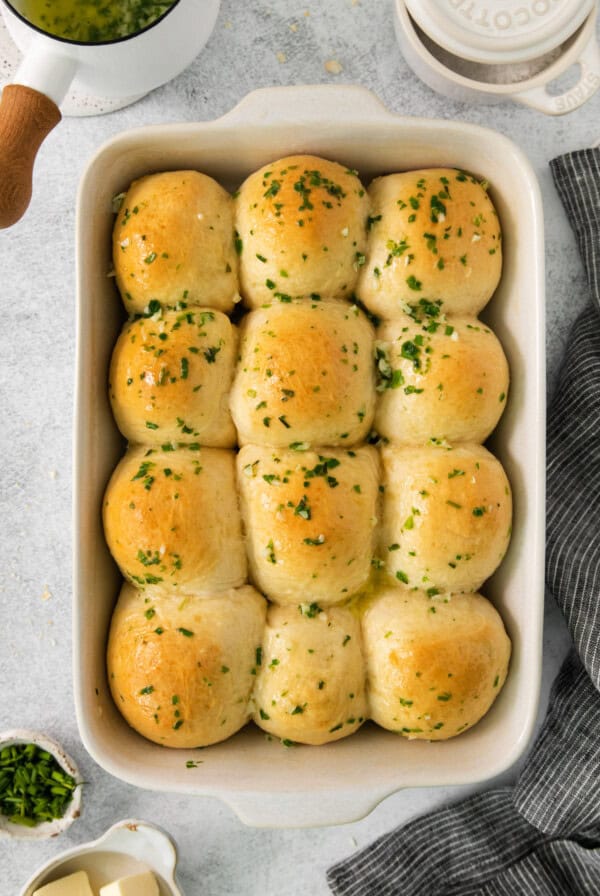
[{"xmin": 0, "ymin": 1, "xmax": 598, "ymax": 894}]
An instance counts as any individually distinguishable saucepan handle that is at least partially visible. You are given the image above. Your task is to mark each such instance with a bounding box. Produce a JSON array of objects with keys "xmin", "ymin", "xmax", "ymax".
[
  {"xmin": 0, "ymin": 84, "xmax": 60, "ymax": 228},
  {"xmin": 0, "ymin": 36, "xmax": 77, "ymax": 228}
]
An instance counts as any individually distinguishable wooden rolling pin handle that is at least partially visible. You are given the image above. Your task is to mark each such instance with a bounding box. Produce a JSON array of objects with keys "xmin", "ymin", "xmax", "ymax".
[{"xmin": 0, "ymin": 84, "xmax": 61, "ymax": 229}]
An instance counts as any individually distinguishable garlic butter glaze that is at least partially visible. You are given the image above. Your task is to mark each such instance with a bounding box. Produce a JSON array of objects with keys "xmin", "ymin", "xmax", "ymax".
[{"xmin": 8, "ymin": 0, "xmax": 177, "ymax": 43}]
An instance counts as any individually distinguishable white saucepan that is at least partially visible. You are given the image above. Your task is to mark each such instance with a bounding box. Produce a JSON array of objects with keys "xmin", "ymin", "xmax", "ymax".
[{"xmin": 0, "ymin": 0, "xmax": 220, "ymax": 228}]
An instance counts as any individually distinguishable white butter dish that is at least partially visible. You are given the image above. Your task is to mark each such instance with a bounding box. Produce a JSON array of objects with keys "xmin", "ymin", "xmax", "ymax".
[{"xmin": 20, "ymin": 820, "xmax": 181, "ymax": 896}]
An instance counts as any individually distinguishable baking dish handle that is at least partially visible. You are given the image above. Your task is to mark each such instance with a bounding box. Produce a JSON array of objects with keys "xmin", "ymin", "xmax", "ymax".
[
  {"xmin": 220, "ymin": 84, "xmax": 395, "ymax": 127},
  {"xmin": 513, "ymin": 28, "xmax": 600, "ymax": 115},
  {"xmin": 223, "ymin": 788, "xmax": 390, "ymax": 828}
]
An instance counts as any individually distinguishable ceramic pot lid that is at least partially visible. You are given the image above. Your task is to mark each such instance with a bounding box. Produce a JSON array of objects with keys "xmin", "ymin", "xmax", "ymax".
[{"xmin": 404, "ymin": 0, "xmax": 595, "ymax": 64}]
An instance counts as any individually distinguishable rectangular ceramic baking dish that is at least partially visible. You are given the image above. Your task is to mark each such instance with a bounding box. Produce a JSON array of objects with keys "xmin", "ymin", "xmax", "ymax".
[{"xmin": 73, "ymin": 85, "xmax": 545, "ymax": 828}]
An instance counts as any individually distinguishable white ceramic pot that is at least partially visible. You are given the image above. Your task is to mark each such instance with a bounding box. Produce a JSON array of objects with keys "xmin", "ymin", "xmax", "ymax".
[
  {"xmin": 0, "ymin": 0, "xmax": 220, "ymax": 228},
  {"xmin": 395, "ymin": 0, "xmax": 600, "ymax": 114}
]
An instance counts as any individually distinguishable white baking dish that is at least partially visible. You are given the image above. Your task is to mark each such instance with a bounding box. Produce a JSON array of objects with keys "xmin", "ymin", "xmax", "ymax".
[{"xmin": 73, "ymin": 85, "xmax": 545, "ymax": 828}]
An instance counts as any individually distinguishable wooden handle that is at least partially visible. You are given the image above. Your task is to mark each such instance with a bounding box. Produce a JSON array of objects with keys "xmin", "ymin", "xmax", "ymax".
[{"xmin": 0, "ymin": 84, "xmax": 61, "ymax": 229}]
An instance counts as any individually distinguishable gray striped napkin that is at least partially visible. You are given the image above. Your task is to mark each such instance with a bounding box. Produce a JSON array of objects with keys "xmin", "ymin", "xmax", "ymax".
[{"xmin": 327, "ymin": 148, "xmax": 600, "ymax": 896}]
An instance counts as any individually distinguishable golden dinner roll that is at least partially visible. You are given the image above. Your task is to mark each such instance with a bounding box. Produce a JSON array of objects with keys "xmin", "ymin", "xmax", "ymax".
[
  {"xmin": 230, "ymin": 299, "xmax": 375, "ymax": 447},
  {"xmin": 237, "ymin": 445, "xmax": 380, "ymax": 604},
  {"xmin": 103, "ymin": 444, "xmax": 246, "ymax": 595},
  {"xmin": 375, "ymin": 310, "xmax": 509, "ymax": 446},
  {"xmin": 107, "ymin": 583, "xmax": 267, "ymax": 748},
  {"xmin": 251, "ymin": 603, "xmax": 367, "ymax": 744},
  {"xmin": 380, "ymin": 443, "xmax": 512, "ymax": 594},
  {"xmin": 357, "ymin": 168, "xmax": 502, "ymax": 319},
  {"xmin": 361, "ymin": 589, "xmax": 511, "ymax": 739},
  {"xmin": 109, "ymin": 307, "xmax": 237, "ymax": 447},
  {"xmin": 236, "ymin": 155, "xmax": 369, "ymax": 307},
  {"xmin": 113, "ymin": 170, "xmax": 240, "ymax": 314}
]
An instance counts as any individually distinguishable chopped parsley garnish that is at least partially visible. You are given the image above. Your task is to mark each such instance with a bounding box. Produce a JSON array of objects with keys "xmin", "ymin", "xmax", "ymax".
[
  {"xmin": 430, "ymin": 194, "xmax": 447, "ymax": 222},
  {"xmin": 264, "ymin": 180, "xmax": 281, "ymax": 198},
  {"xmin": 303, "ymin": 535, "xmax": 325, "ymax": 546},
  {"xmin": 294, "ymin": 495, "xmax": 311, "ymax": 520},
  {"xmin": 131, "ymin": 460, "xmax": 155, "ymax": 490},
  {"xmin": 385, "ymin": 238, "xmax": 410, "ymax": 266},
  {"xmin": 203, "ymin": 346, "xmax": 221, "ymax": 364},
  {"xmin": 401, "ymin": 340, "xmax": 421, "ymax": 368},
  {"xmin": 299, "ymin": 602, "xmax": 322, "ymax": 618},
  {"xmin": 137, "ymin": 549, "xmax": 160, "ymax": 567},
  {"xmin": 302, "ymin": 456, "xmax": 340, "ymax": 488}
]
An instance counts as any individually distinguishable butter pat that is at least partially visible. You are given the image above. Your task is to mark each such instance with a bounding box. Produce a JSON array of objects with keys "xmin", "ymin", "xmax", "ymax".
[
  {"xmin": 99, "ymin": 871, "xmax": 159, "ymax": 896},
  {"xmin": 34, "ymin": 871, "xmax": 94, "ymax": 896}
]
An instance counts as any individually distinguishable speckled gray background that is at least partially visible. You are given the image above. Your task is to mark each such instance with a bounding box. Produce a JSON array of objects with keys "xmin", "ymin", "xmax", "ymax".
[{"xmin": 0, "ymin": 1, "xmax": 598, "ymax": 894}]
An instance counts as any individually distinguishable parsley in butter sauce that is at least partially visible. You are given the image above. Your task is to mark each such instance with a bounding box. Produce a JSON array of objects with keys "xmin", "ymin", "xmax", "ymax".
[{"xmin": 11, "ymin": 0, "xmax": 176, "ymax": 43}]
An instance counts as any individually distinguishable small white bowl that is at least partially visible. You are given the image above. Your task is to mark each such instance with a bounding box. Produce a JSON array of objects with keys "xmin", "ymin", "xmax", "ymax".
[
  {"xmin": 0, "ymin": 729, "xmax": 82, "ymax": 840},
  {"xmin": 20, "ymin": 819, "xmax": 183, "ymax": 896}
]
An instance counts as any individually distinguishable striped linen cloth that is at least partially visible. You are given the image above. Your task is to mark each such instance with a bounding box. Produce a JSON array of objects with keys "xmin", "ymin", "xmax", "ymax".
[{"xmin": 327, "ymin": 149, "xmax": 600, "ymax": 896}]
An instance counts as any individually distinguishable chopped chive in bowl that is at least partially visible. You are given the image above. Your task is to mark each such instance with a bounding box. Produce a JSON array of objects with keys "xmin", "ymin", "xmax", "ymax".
[
  {"xmin": 0, "ymin": 730, "xmax": 82, "ymax": 840},
  {"xmin": 0, "ymin": 743, "xmax": 78, "ymax": 827}
]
